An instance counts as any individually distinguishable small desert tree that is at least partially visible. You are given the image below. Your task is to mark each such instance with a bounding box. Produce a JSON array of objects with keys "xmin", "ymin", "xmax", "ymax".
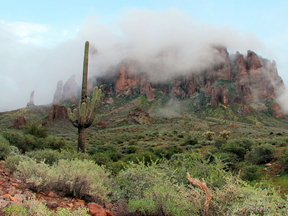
[{"xmin": 68, "ymin": 41, "xmax": 101, "ymax": 152}]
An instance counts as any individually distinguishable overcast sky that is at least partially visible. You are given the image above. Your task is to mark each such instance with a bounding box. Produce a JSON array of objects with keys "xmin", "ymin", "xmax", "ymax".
[{"xmin": 1, "ymin": 0, "xmax": 288, "ymax": 111}]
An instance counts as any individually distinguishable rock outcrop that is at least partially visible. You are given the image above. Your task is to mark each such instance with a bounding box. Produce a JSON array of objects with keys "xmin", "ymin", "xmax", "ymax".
[
  {"xmin": 58, "ymin": 46, "xmax": 285, "ymax": 118},
  {"xmin": 211, "ymin": 86, "xmax": 229, "ymax": 108},
  {"xmin": 128, "ymin": 107, "xmax": 153, "ymax": 124},
  {"xmin": 114, "ymin": 66, "xmax": 138, "ymax": 94},
  {"xmin": 62, "ymin": 75, "xmax": 79, "ymax": 103},
  {"xmin": 12, "ymin": 116, "xmax": 27, "ymax": 129},
  {"xmin": 53, "ymin": 80, "xmax": 63, "ymax": 105},
  {"xmin": 27, "ymin": 91, "xmax": 35, "ymax": 107},
  {"xmin": 48, "ymin": 105, "xmax": 68, "ymax": 122},
  {"xmin": 272, "ymin": 103, "xmax": 285, "ymax": 118}
]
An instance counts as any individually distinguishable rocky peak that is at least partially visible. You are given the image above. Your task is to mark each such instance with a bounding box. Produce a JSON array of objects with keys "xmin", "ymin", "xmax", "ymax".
[
  {"xmin": 53, "ymin": 80, "xmax": 63, "ymax": 105},
  {"xmin": 114, "ymin": 66, "xmax": 139, "ymax": 93},
  {"xmin": 62, "ymin": 75, "xmax": 79, "ymax": 103},
  {"xmin": 27, "ymin": 91, "xmax": 35, "ymax": 107}
]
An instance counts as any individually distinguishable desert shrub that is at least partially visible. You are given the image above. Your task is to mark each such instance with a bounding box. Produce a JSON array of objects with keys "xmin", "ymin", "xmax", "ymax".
[
  {"xmin": 17, "ymin": 159, "xmax": 111, "ymax": 202},
  {"xmin": 5, "ymin": 196, "xmax": 89, "ymax": 215},
  {"xmin": 106, "ymin": 150, "xmax": 122, "ymax": 162},
  {"xmin": 4, "ymin": 154, "xmax": 25, "ymax": 173},
  {"xmin": 0, "ymin": 136, "xmax": 11, "ymax": 159},
  {"xmin": 106, "ymin": 161, "xmax": 126, "ymax": 175},
  {"xmin": 117, "ymin": 161, "xmax": 168, "ymax": 200},
  {"xmin": 221, "ymin": 142, "xmax": 246, "ymax": 160},
  {"xmin": 128, "ymin": 183, "xmax": 192, "ymax": 216},
  {"xmin": 229, "ymin": 183, "xmax": 288, "ymax": 215},
  {"xmin": 279, "ymin": 149, "xmax": 288, "ymax": 171},
  {"xmin": 181, "ymin": 136, "xmax": 198, "ymax": 146},
  {"xmin": 25, "ymin": 149, "xmax": 61, "ymax": 165},
  {"xmin": 219, "ymin": 130, "xmax": 230, "ymax": 140},
  {"xmin": 246, "ymin": 143, "xmax": 276, "ymax": 164},
  {"xmin": 91, "ymin": 152, "xmax": 111, "ymax": 166},
  {"xmin": 234, "ymin": 138, "xmax": 254, "ymax": 152},
  {"xmin": 214, "ymin": 137, "xmax": 227, "ymax": 149},
  {"xmin": 45, "ymin": 137, "xmax": 68, "ymax": 151},
  {"xmin": 123, "ymin": 151, "xmax": 158, "ymax": 165},
  {"xmin": 240, "ymin": 164, "xmax": 259, "ymax": 181},
  {"xmin": 164, "ymin": 145, "xmax": 182, "ymax": 159},
  {"xmin": 170, "ymin": 151, "xmax": 227, "ymax": 188},
  {"xmin": 2, "ymin": 132, "xmax": 48, "ymax": 153},
  {"xmin": 128, "ymin": 139, "xmax": 138, "ymax": 145},
  {"xmin": 125, "ymin": 145, "xmax": 139, "ymax": 154},
  {"xmin": 202, "ymin": 131, "xmax": 215, "ymax": 141},
  {"xmin": 153, "ymin": 148, "xmax": 165, "ymax": 157},
  {"xmin": 24, "ymin": 121, "xmax": 48, "ymax": 138}
]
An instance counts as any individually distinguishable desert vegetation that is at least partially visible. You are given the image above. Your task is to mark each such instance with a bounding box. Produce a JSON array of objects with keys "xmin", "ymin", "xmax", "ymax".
[{"xmin": 1, "ymin": 113, "xmax": 288, "ymax": 215}]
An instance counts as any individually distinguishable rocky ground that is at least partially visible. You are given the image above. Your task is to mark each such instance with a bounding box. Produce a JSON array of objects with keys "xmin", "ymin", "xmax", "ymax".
[{"xmin": 0, "ymin": 160, "xmax": 113, "ymax": 216}]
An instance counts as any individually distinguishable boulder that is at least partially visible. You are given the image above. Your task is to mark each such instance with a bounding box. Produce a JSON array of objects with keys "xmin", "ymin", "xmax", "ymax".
[
  {"xmin": 48, "ymin": 105, "xmax": 68, "ymax": 122},
  {"xmin": 128, "ymin": 107, "xmax": 153, "ymax": 124},
  {"xmin": 12, "ymin": 116, "xmax": 26, "ymax": 129}
]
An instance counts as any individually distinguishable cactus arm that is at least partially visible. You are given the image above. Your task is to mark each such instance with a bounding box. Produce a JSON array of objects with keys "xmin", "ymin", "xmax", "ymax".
[
  {"xmin": 85, "ymin": 89, "xmax": 101, "ymax": 128},
  {"xmin": 68, "ymin": 108, "xmax": 74, "ymax": 121},
  {"xmin": 80, "ymin": 103, "xmax": 86, "ymax": 125}
]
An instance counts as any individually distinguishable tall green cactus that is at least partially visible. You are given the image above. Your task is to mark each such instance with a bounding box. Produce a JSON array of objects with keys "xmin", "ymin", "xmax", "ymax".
[{"xmin": 68, "ymin": 41, "xmax": 101, "ymax": 152}]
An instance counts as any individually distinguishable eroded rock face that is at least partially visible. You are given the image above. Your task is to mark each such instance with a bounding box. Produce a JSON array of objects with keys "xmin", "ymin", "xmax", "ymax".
[
  {"xmin": 53, "ymin": 80, "xmax": 63, "ymax": 105},
  {"xmin": 12, "ymin": 116, "xmax": 27, "ymax": 129},
  {"xmin": 62, "ymin": 75, "xmax": 79, "ymax": 103},
  {"xmin": 247, "ymin": 50, "xmax": 267, "ymax": 101},
  {"xmin": 114, "ymin": 66, "xmax": 139, "ymax": 93},
  {"xmin": 214, "ymin": 46, "xmax": 231, "ymax": 81},
  {"xmin": 211, "ymin": 86, "xmax": 229, "ymax": 108},
  {"xmin": 140, "ymin": 74, "xmax": 154, "ymax": 102},
  {"xmin": 48, "ymin": 105, "xmax": 68, "ymax": 122},
  {"xmin": 27, "ymin": 91, "xmax": 35, "ymax": 107},
  {"xmin": 128, "ymin": 107, "xmax": 153, "ymax": 124},
  {"xmin": 272, "ymin": 103, "xmax": 285, "ymax": 118}
]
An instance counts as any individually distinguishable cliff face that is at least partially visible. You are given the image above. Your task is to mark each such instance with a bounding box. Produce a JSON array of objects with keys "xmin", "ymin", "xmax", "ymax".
[{"xmin": 55, "ymin": 47, "xmax": 286, "ymax": 118}]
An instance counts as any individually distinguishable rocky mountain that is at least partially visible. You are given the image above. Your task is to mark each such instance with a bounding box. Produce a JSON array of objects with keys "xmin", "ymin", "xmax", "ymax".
[{"xmin": 54, "ymin": 47, "xmax": 286, "ymax": 119}]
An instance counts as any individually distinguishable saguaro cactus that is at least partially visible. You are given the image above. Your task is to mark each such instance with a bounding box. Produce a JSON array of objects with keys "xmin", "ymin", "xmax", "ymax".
[{"xmin": 68, "ymin": 41, "xmax": 101, "ymax": 152}]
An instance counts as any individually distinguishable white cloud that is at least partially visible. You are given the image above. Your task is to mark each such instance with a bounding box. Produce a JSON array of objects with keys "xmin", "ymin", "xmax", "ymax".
[
  {"xmin": 0, "ymin": 8, "xmax": 275, "ymax": 112},
  {"xmin": 63, "ymin": 30, "xmax": 68, "ymax": 36}
]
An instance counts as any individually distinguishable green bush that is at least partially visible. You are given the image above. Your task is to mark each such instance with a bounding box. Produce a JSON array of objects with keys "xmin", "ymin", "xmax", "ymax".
[
  {"xmin": 117, "ymin": 161, "xmax": 168, "ymax": 200},
  {"xmin": 45, "ymin": 137, "xmax": 68, "ymax": 151},
  {"xmin": 164, "ymin": 145, "xmax": 182, "ymax": 159},
  {"xmin": 91, "ymin": 152, "xmax": 111, "ymax": 166},
  {"xmin": 203, "ymin": 131, "xmax": 215, "ymax": 141},
  {"xmin": 18, "ymin": 159, "xmax": 111, "ymax": 202},
  {"xmin": 125, "ymin": 145, "xmax": 139, "ymax": 154},
  {"xmin": 25, "ymin": 149, "xmax": 61, "ymax": 165},
  {"xmin": 214, "ymin": 137, "xmax": 227, "ymax": 149},
  {"xmin": 24, "ymin": 121, "xmax": 48, "ymax": 138},
  {"xmin": 5, "ymin": 196, "xmax": 89, "ymax": 215},
  {"xmin": 0, "ymin": 136, "xmax": 11, "ymax": 159},
  {"xmin": 246, "ymin": 143, "xmax": 276, "ymax": 164},
  {"xmin": 128, "ymin": 183, "xmax": 192, "ymax": 216},
  {"xmin": 221, "ymin": 142, "xmax": 246, "ymax": 160},
  {"xmin": 123, "ymin": 151, "xmax": 158, "ymax": 165},
  {"xmin": 240, "ymin": 164, "xmax": 259, "ymax": 181},
  {"xmin": 2, "ymin": 132, "xmax": 48, "ymax": 153},
  {"xmin": 181, "ymin": 136, "xmax": 198, "ymax": 146}
]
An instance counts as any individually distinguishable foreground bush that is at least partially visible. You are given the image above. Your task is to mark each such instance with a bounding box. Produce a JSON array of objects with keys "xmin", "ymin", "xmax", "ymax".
[
  {"xmin": 246, "ymin": 143, "xmax": 276, "ymax": 164},
  {"xmin": 23, "ymin": 121, "xmax": 48, "ymax": 138},
  {"xmin": 17, "ymin": 159, "xmax": 111, "ymax": 202},
  {"xmin": 0, "ymin": 136, "xmax": 11, "ymax": 159},
  {"xmin": 5, "ymin": 196, "xmax": 89, "ymax": 216}
]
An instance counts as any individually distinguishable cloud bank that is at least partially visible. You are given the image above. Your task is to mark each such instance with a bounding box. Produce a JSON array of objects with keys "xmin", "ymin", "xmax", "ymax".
[{"xmin": 0, "ymin": 8, "xmax": 269, "ymax": 111}]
